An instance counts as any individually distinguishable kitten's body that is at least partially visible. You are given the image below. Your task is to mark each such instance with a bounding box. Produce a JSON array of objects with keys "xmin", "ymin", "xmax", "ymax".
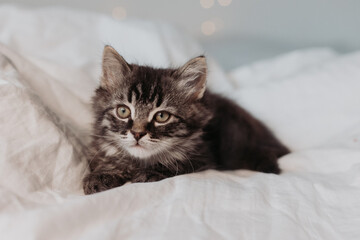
[{"xmin": 83, "ymin": 46, "xmax": 289, "ymax": 194}]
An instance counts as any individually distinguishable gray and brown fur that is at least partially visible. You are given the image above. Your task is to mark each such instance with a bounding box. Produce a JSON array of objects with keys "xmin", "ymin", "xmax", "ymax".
[{"xmin": 83, "ymin": 46, "xmax": 289, "ymax": 194}]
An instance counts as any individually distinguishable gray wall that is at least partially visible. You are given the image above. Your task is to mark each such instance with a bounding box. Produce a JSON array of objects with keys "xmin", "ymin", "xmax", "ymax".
[{"xmin": 2, "ymin": 0, "xmax": 360, "ymax": 69}]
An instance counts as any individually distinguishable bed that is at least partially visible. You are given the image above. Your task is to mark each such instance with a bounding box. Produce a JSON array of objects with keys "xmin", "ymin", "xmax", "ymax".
[{"xmin": 0, "ymin": 5, "xmax": 359, "ymax": 240}]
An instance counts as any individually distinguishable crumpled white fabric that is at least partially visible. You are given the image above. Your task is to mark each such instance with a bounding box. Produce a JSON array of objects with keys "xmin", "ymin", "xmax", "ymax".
[{"xmin": 0, "ymin": 5, "xmax": 360, "ymax": 240}]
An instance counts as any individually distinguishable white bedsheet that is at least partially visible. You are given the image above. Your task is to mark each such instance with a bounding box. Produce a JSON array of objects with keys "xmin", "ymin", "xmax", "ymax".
[{"xmin": 0, "ymin": 5, "xmax": 360, "ymax": 240}]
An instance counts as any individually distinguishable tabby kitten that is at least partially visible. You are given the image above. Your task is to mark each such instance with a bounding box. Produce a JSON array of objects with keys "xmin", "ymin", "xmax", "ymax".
[{"xmin": 83, "ymin": 46, "xmax": 289, "ymax": 194}]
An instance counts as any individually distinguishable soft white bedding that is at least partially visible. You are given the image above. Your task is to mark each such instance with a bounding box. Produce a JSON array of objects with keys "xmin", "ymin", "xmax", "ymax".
[{"xmin": 0, "ymin": 5, "xmax": 360, "ymax": 240}]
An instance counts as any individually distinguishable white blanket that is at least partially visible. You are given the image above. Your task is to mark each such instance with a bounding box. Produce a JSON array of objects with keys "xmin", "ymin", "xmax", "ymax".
[{"xmin": 1, "ymin": 5, "xmax": 360, "ymax": 240}]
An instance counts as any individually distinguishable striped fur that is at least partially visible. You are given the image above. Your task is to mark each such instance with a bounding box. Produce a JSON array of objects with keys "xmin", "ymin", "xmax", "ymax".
[{"xmin": 83, "ymin": 46, "xmax": 289, "ymax": 194}]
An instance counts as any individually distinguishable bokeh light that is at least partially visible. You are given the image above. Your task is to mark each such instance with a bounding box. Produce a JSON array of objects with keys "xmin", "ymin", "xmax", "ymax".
[
  {"xmin": 112, "ymin": 6, "xmax": 127, "ymax": 20},
  {"xmin": 201, "ymin": 21, "xmax": 216, "ymax": 36},
  {"xmin": 200, "ymin": 0, "xmax": 215, "ymax": 9}
]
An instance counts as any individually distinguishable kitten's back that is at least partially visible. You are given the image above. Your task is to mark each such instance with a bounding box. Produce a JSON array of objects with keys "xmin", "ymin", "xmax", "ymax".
[{"xmin": 202, "ymin": 91, "xmax": 289, "ymax": 173}]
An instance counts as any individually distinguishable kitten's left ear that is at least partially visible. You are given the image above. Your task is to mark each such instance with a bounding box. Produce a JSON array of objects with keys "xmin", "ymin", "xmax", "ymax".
[
  {"xmin": 174, "ymin": 56, "xmax": 207, "ymax": 100},
  {"xmin": 101, "ymin": 45, "xmax": 131, "ymax": 91}
]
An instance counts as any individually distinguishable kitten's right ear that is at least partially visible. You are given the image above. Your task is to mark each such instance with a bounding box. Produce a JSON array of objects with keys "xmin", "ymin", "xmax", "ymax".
[{"xmin": 101, "ymin": 45, "xmax": 131, "ymax": 90}]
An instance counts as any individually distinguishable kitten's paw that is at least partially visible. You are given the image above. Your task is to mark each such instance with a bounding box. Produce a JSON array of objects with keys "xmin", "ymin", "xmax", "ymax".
[
  {"xmin": 83, "ymin": 172, "xmax": 126, "ymax": 195},
  {"xmin": 131, "ymin": 171, "xmax": 167, "ymax": 183},
  {"xmin": 256, "ymin": 162, "xmax": 281, "ymax": 174}
]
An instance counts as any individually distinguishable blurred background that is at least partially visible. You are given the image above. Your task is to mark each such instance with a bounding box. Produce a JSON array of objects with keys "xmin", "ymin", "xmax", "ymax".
[{"xmin": 2, "ymin": 0, "xmax": 360, "ymax": 70}]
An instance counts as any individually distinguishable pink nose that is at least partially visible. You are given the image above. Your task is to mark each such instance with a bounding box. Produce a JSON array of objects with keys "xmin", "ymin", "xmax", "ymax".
[{"xmin": 130, "ymin": 130, "xmax": 146, "ymax": 141}]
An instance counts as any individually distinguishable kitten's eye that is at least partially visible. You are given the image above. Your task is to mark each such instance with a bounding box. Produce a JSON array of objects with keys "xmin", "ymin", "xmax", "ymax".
[
  {"xmin": 116, "ymin": 105, "xmax": 131, "ymax": 119},
  {"xmin": 154, "ymin": 111, "xmax": 171, "ymax": 123}
]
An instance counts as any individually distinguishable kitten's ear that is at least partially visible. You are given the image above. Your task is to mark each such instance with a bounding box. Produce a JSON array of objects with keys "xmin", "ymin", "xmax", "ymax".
[
  {"xmin": 101, "ymin": 45, "xmax": 131, "ymax": 90},
  {"xmin": 174, "ymin": 56, "xmax": 207, "ymax": 100}
]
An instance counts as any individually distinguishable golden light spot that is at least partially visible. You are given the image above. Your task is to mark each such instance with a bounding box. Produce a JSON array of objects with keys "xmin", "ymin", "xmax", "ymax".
[
  {"xmin": 112, "ymin": 6, "xmax": 127, "ymax": 20},
  {"xmin": 200, "ymin": 0, "xmax": 214, "ymax": 9},
  {"xmin": 201, "ymin": 21, "xmax": 216, "ymax": 36},
  {"xmin": 213, "ymin": 17, "xmax": 224, "ymax": 30},
  {"xmin": 217, "ymin": 0, "xmax": 232, "ymax": 7}
]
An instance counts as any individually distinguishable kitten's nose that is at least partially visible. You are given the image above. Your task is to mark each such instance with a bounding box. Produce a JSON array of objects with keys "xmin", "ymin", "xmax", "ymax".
[{"xmin": 130, "ymin": 130, "xmax": 146, "ymax": 141}]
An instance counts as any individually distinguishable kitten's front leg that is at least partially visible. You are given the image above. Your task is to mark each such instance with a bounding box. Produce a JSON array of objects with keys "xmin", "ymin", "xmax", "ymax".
[
  {"xmin": 83, "ymin": 171, "xmax": 128, "ymax": 195},
  {"xmin": 130, "ymin": 160, "xmax": 209, "ymax": 183},
  {"xmin": 130, "ymin": 167, "xmax": 178, "ymax": 183}
]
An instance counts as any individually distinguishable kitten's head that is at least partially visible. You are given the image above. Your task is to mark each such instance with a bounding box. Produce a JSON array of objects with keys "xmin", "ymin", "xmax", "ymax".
[{"xmin": 92, "ymin": 46, "xmax": 212, "ymax": 163}]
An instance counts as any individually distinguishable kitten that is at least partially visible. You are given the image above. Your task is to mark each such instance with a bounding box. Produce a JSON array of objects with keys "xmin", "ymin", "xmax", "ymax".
[{"xmin": 83, "ymin": 46, "xmax": 289, "ymax": 194}]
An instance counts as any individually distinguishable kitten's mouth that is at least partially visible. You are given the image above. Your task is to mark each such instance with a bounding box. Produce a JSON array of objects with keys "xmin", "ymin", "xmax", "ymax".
[{"xmin": 132, "ymin": 142, "xmax": 145, "ymax": 148}]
